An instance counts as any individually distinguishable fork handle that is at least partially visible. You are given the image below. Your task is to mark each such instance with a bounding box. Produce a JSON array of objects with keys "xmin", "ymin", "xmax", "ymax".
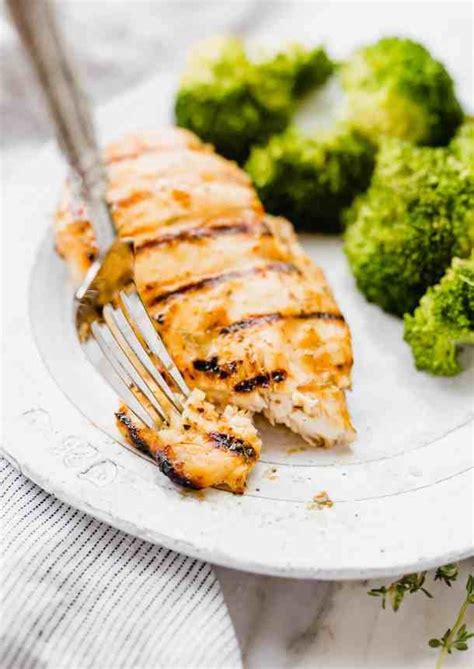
[{"xmin": 7, "ymin": 0, "xmax": 116, "ymax": 254}]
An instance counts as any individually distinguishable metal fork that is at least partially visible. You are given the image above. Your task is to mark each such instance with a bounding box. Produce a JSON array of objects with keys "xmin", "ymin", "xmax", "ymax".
[{"xmin": 9, "ymin": 0, "xmax": 191, "ymax": 430}]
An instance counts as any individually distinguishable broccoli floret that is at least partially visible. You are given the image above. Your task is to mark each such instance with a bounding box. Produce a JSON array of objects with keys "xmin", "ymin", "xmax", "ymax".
[
  {"xmin": 450, "ymin": 116, "xmax": 474, "ymax": 164},
  {"xmin": 344, "ymin": 139, "xmax": 474, "ymax": 316},
  {"xmin": 175, "ymin": 36, "xmax": 334, "ymax": 163},
  {"xmin": 259, "ymin": 42, "xmax": 334, "ymax": 98},
  {"xmin": 341, "ymin": 37, "xmax": 463, "ymax": 146},
  {"xmin": 403, "ymin": 255, "xmax": 474, "ymax": 375},
  {"xmin": 245, "ymin": 125, "xmax": 375, "ymax": 232}
]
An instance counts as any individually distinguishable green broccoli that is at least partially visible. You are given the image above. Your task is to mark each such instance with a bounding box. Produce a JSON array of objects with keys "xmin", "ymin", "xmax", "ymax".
[
  {"xmin": 245, "ymin": 125, "xmax": 375, "ymax": 232},
  {"xmin": 449, "ymin": 116, "xmax": 474, "ymax": 165},
  {"xmin": 175, "ymin": 36, "xmax": 334, "ymax": 163},
  {"xmin": 403, "ymin": 255, "xmax": 474, "ymax": 375},
  {"xmin": 344, "ymin": 139, "xmax": 474, "ymax": 316},
  {"xmin": 341, "ymin": 37, "xmax": 463, "ymax": 146}
]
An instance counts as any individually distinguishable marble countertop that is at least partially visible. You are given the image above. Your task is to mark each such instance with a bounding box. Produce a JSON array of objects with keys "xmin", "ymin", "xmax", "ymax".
[
  {"xmin": 3, "ymin": 2, "xmax": 472, "ymax": 667},
  {"xmin": 218, "ymin": 561, "xmax": 474, "ymax": 668}
]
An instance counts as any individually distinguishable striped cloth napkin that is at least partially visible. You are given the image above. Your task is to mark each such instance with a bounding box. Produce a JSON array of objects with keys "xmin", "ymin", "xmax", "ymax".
[{"xmin": 0, "ymin": 458, "xmax": 242, "ymax": 669}]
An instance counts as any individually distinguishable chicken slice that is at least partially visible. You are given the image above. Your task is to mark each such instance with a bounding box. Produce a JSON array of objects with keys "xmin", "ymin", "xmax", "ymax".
[{"xmin": 116, "ymin": 389, "xmax": 260, "ymax": 493}]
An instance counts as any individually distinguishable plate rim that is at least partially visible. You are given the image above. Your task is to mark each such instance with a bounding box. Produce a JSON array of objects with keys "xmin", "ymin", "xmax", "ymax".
[
  {"xmin": 3, "ymin": 443, "xmax": 473, "ymax": 581},
  {"xmin": 3, "ymin": 71, "xmax": 473, "ymax": 580}
]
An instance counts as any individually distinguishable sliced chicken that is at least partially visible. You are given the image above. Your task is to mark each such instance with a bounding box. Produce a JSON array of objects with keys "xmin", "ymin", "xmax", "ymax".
[{"xmin": 116, "ymin": 389, "xmax": 260, "ymax": 493}]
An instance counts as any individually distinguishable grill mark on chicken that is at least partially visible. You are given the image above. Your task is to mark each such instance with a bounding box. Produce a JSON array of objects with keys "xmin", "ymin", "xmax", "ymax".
[
  {"xmin": 219, "ymin": 310, "xmax": 345, "ymax": 335},
  {"xmin": 115, "ymin": 411, "xmax": 152, "ymax": 456},
  {"xmin": 136, "ymin": 221, "xmax": 271, "ymax": 254},
  {"xmin": 209, "ymin": 432, "xmax": 257, "ymax": 460},
  {"xmin": 155, "ymin": 451, "xmax": 201, "ymax": 490},
  {"xmin": 233, "ymin": 369, "xmax": 287, "ymax": 393},
  {"xmin": 193, "ymin": 356, "xmax": 239, "ymax": 379},
  {"xmin": 297, "ymin": 311, "xmax": 345, "ymax": 322},
  {"xmin": 219, "ymin": 313, "xmax": 282, "ymax": 334},
  {"xmin": 149, "ymin": 262, "xmax": 300, "ymax": 307}
]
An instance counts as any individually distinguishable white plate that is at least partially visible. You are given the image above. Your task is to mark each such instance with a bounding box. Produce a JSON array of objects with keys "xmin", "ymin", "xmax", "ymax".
[{"xmin": 3, "ymin": 69, "xmax": 473, "ymax": 580}]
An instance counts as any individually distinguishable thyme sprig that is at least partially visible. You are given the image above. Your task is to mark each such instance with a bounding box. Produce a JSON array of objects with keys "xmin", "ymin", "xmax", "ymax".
[
  {"xmin": 368, "ymin": 568, "xmax": 474, "ymax": 667},
  {"xmin": 368, "ymin": 571, "xmax": 432, "ymax": 611},
  {"xmin": 428, "ymin": 574, "xmax": 474, "ymax": 669}
]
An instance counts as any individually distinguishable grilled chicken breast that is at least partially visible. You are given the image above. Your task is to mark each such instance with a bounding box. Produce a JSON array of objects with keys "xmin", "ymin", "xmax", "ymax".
[{"xmin": 56, "ymin": 128, "xmax": 355, "ymax": 490}]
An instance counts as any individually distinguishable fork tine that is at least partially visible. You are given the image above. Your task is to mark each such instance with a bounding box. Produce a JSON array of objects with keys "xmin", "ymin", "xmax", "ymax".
[
  {"xmin": 85, "ymin": 332, "xmax": 157, "ymax": 430},
  {"xmin": 103, "ymin": 302, "xmax": 185, "ymax": 413},
  {"xmin": 120, "ymin": 291, "xmax": 191, "ymax": 398},
  {"xmin": 92, "ymin": 322, "xmax": 168, "ymax": 424}
]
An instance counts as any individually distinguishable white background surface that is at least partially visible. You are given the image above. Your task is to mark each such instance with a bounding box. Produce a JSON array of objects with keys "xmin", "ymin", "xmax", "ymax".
[{"xmin": 2, "ymin": 1, "xmax": 473, "ymax": 667}]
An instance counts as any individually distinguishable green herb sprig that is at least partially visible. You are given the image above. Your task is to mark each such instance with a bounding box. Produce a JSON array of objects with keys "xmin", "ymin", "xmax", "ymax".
[
  {"xmin": 369, "ymin": 568, "xmax": 474, "ymax": 668},
  {"xmin": 368, "ymin": 571, "xmax": 432, "ymax": 611},
  {"xmin": 428, "ymin": 574, "xmax": 474, "ymax": 669}
]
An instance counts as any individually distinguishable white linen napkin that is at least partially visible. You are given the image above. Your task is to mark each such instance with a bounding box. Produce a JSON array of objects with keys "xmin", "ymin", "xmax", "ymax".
[{"xmin": 0, "ymin": 458, "xmax": 242, "ymax": 669}]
